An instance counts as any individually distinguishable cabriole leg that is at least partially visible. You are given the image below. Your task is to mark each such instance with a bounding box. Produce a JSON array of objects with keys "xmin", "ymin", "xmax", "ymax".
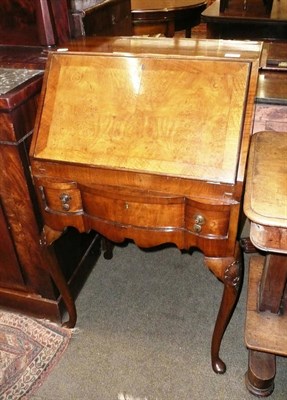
[{"xmin": 205, "ymin": 243, "xmax": 243, "ymax": 373}]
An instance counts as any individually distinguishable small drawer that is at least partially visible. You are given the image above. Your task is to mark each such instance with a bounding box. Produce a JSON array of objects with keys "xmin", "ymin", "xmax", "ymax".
[
  {"xmin": 35, "ymin": 178, "xmax": 83, "ymax": 214},
  {"xmin": 185, "ymin": 199, "xmax": 230, "ymax": 238}
]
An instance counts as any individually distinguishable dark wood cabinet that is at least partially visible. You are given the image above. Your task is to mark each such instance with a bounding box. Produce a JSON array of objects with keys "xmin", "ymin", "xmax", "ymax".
[
  {"xmin": 0, "ymin": 69, "xmax": 101, "ymax": 322},
  {"xmin": 0, "ymin": 0, "xmax": 133, "ymax": 323},
  {"xmin": 0, "ymin": 0, "xmax": 71, "ymax": 46},
  {"xmin": 69, "ymin": 0, "xmax": 132, "ymax": 38},
  {"xmin": 0, "ymin": 203, "xmax": 24, "ymax": 290},
  {"xmin": 0, "ymin": 0, "xmax": 104, "ymax": 323},
  {"xmin": 0, "ymin": 0, "xmax": 129, "ymax": 322}
]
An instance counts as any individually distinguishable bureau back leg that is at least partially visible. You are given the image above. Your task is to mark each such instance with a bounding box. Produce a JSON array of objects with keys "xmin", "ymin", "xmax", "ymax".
[
  {"xmin": 101, "ymin": 237, "xmax": 114, "ymax": 260},
  {"xmin": 40, "ymin": 225, "xmax": 77, "ymax": 328}
]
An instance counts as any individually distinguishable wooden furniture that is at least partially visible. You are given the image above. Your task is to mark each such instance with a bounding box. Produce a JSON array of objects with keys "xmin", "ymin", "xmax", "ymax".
[
  {"xmin": 244, "ymin": 131, "xmax": 287, "ymax": 397},
  {"xmin": 29, "ymin": 37, "xmax": 262, "ymax": 372},
  {"xmin": 0, "ymin": 0, "xmax": 71, "ymax": 46},
  {"xmin": 0, "ymin": 0, "xmax": 132, "ymax": 45},
  {"xmin": 201, "ymin": 0, "xmax": 287, "ymax": 40},
  {"xmin": 131, "ymin": 0, "xmax": 207, "ymax": 37},
  {"xmin": 240, "ymin": 42, "xmax": 287, "ymax": 253},
  {"xmin": 0, "ymin": 0, "xmax": 110, "ymax": 324},
  {"xmin": 219, "ymin": 0, "xmax": 274, "ymax": 13},
  {"xmin": 0, "ymin": 0, "xmax": 134, "ymax": 324},
  {"xmin": 0, "ymin": 67, "xmax": 101, "ymax": 323},
  {"xmin": 69, "ymin": 0, "xmax": 132, "ymax": 38}
]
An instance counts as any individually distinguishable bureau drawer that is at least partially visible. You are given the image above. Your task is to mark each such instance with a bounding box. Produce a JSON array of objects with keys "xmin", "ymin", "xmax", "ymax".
[
  {"xmin": 80, "ymin": 184, "xmax": 185, "ymax": 229},
  {"xmin": 35, "ymin": 179, "xmax": 232, "ymax": 239},
  {"xmin": 35, "ymin": 178, "xmax": 83, "ymax": 214},
  {"xmin": 186, "ymin": 199, "xmax": 230, "ymax": 238}
]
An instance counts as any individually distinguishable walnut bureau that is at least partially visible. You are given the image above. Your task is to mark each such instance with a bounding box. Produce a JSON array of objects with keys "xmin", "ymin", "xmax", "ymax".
[{"xmin": 29, "ymin": 37, "xmax": 263, "ymax": 373}]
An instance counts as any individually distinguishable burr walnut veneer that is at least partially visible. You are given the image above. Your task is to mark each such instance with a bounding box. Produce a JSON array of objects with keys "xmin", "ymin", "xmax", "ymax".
[{"xmin": 29, "ymin": 37, "xmax": 262, "ymax": 373}]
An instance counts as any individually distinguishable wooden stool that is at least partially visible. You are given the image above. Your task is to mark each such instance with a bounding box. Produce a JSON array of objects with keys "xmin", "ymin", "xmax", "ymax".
[{"xmin": 244, "ymin": 131, "xmax": 287, "ymax": 397}]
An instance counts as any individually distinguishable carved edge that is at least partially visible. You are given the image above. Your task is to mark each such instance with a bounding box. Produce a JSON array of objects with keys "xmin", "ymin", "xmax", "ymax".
[{"xmin": 224, "ymin": 259, "xmax": 242, "ymax": 291}]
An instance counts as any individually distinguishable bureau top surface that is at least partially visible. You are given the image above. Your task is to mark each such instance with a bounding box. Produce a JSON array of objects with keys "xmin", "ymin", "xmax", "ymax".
[
  {"xmin": 31, "ymin": 47, "xmax": 259, "ymax": 184},
  {"xmin": 64, "ymin": 36, "xmax": 263, "ymax": 61}
]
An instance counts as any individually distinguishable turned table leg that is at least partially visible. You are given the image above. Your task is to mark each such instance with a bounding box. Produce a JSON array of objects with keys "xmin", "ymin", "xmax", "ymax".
[
  {"xmin": 245, "ymin": 254, "xmax": 287, "ymax": 397},
  {"xmin": 205, "ymin": 243, "xmax": 243, "ymax": 373},
  {"xmin": 245, "ymin": 350, "xmax": 276, "ymax": 397},
  {"xmin": 259, "ymin": 254, "xmax": 287, "ymax": 313}
]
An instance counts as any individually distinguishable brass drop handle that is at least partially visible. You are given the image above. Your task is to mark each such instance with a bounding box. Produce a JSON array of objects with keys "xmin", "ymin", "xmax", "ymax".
[
  {"xmin": 193, "ymin": 214, "xmax": 205, "ymax": 233},
  {"xmin": 60, "ymin": 193, "xmax": 71, "ymax": 211},
  {"xmin": 194, "ymin": 214, "xmax": 205, "ymax": 225},
  {"xmin": 193, "ymin": 224, "xmax": 202, "ymax": 233}
]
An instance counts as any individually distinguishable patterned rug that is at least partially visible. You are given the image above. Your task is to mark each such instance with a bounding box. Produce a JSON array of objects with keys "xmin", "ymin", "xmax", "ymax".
[{"xmin": 0, "ymin": 310, "xmax": 71, "ymax": 400}]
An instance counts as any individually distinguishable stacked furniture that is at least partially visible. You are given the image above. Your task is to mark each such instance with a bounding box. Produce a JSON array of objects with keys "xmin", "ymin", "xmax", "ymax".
[
  {"xmin": 201, "ymin": 0, "xmax": 287, "ymax": 40},
  {"xmin": 244, "ymin": 131, "xmax": 287, "ymax": 397}
]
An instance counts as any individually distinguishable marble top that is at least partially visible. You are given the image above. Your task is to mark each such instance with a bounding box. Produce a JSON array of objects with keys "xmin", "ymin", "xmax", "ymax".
[
  {"xmin": 70, "ymin": 0, "xmax": 105, "ymax": 10},
  {"xmin": 0, "ymin": 68, "xmax": 43, "ymax": 95}
]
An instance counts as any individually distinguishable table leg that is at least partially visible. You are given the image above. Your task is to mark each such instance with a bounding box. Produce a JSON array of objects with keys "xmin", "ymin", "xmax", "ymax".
[
  {"xmin": 205, "ymin": 243, "xmax": 243, "ymax": 373},
  {"xmin": 240, "ymin": 237, "xmax": 257, "ymax": 254},
  {"xmin": 45, "ymin": 246, "xmax": 77, "ymax": 328},
  {"xmin": 101, "ymin": 237, "xmax": 114, "ymax": 260},
  {"xmin": 245, "ymin": 350, "xmax": 276, "ymax": 397},
  {"xmin": 259, "ymin": 254, "xmax": 287, "ymax": 313},
  {"xmin": 185, "ymin": 27, "xmax": 192, "ymax": 38},
  {"xmin": 41, "ymin": 226, "xmax": 77, "ymax": 328},
  {"xmin": 244, "ymin": 253, "xmax": 287, "ymax": 396}
]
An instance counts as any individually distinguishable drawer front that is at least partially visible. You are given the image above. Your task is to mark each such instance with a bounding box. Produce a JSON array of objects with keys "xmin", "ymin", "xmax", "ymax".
[
  {"xmin": 185, "ymin": 199, "xmax": 230, "ymax": 238},
  {"xmin": 81, "ymin": 185, "xmax": 185, "ymax": 229},
  {"xmin": 35, "ymin": 179, "xmax": 83, "ymax": 214},
  {"xmin": 35, "ymin": 180, "xmax": 232, "ymax": 241}
]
